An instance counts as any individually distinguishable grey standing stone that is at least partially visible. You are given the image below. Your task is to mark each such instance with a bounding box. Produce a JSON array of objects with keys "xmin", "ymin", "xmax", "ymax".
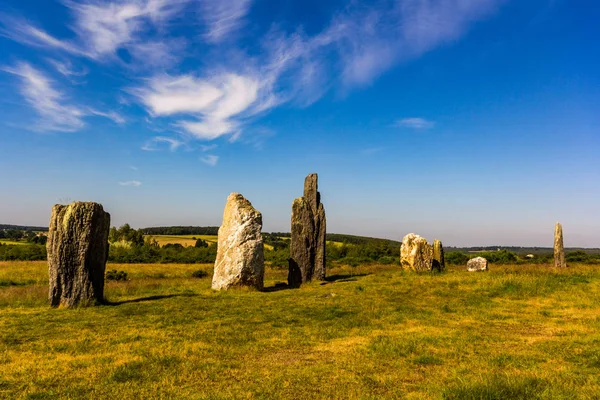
[
  {"xmin": 47, "ymin": 201, "xmax": 110, "ymax": 307},
  {"xmin": 212, "ymin": 193, "xmax": 264, "ymax": 290},
  {"xmin": 288, "ymin": 173, "xmax": 327, "ymax": 286},
  {"xmin": 467, "ymin": 257, "xmax": 488, "ymax": 272},
  {"xmin": 432, "ymin": 239, "xmax": 445, "ymax": 272},
  {"xmin": 400, "ymin": 233, "xmax": 433, "ymax": 272},
  {"xmin": 554, "ymin": 222, "xmax": 567, "ymax": 268}
]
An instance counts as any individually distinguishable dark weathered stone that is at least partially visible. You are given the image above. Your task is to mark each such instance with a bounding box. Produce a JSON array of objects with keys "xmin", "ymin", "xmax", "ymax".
[
  {"xmin": 314, "ymin": 203, "xmax": 326, "ymax": 281},
  {"xmin": 467, "ymin": 257, "xmax": 488, "ymax": 272},
  {"xmin": 288, "ymin": 173, "xmax": 326, "ymax": 286},
  {"xmin": 554, "ymin": 222, "xmax": 567, "ymax": 268},
  {"xmin": 289, "ymin": 197, "xmax": 315, "ymax": 283},
  {"xmin": 47, "ymin": 201, "xmax": 110, "ymax": 307},
  {"xmin": 432, "ymin": 239, "xmax": 445, "ymax": 272},
  {"xmin": 212, "ymin": 193, "xmax": 264, "ymax": 290}
]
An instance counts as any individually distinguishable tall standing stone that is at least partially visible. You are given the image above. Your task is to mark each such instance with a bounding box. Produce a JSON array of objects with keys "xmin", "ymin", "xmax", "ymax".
[
  {"xmin": 400, "ymin": 233, "xmax": 433, "ymax": 272},
  {"xmin": 554, "ymin": 222, "xmax": 567, "ymax": 268},
  {"xmin": 47, "ymin": 202, "xmax": 110, "ymax": 307},
  {"xmin": 432, "ymin": 239, "xmax": 445, "ymax": 272},
  {"xmin": 212, "ymin": 193, "xmax": 264, "ymax": 290},
  {"xmin": 289, "ymin": 173, "xmax": 326, "ymax": 286}
]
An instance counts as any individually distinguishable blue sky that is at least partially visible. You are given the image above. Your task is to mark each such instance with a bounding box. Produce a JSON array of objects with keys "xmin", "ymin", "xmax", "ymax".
[{"xmin": 0, "ymin": 0, "xmax": 598, "ymax": 247}]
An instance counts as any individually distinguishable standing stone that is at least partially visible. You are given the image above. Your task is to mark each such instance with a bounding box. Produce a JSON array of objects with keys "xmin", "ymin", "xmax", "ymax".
[
  {"xmin": 432, "ymin": 239, "xmax": 445, "ymax": 272},
  {"xmin": 47, "ymin": 202, "xmax": 110, "ymax": 307},
  {"xmin": 554, "ymin": 222, "xmax": 567, "ymax": 268},
  {"xmin": 400, "ymin": 233, "xmax": 433, "ymax": 272},
  {"xmin": 288, "ymin": 173, "xmax": 326, "ymax": 286},
  {"xmin": 212, "ymin": 193, "xmax": 264, "ymax": 290},
  {"xmin": 467, "ymin": 257, "xmax": 488, "ymax": 272}
]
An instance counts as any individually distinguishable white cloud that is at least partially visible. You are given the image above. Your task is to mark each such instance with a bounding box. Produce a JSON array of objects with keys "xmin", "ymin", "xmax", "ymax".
[
  {"xmin": 200, "ymin": 0, "xmax": 252, "ymax": 43},
  {"xmin": 200, "ymin": 144, "xmax": 217, "ymax": 152},
  {"xmin": 1, "ymin": 62, "xmax": 126, "ymax": 131},
  {"xmin": 396, "ymin": 117, "xmax": 435, "ymax": 129},
  {"xmin": 119, "ymin": 180, "xmax": 142, "ymax": 187},
  {"xmin": 135, "ymin": 73, "xmax": 269, "ymax": 140},
  {"xmin": 0, "ymin": 1, "xmax": 189, "ymax": 66},
  {"xmin": 141, "ymin": 136, "xmax": 184, "ymax": 151},
  {"xmin": 1, "ymin": 62, "xmax": 85, "ymax": 132},
  {"xmin": 200, "ymin": 154, "xmax": 219, "ymax": 166}
]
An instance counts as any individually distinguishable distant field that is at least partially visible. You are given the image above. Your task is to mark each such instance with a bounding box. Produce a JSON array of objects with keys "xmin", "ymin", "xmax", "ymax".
[
  {"xmin": 0, "ymin": 261, "xmax": 599, "ymax": 398},
  {"xmin": 147, "ymin": 235, "xmax": 275, "ymax": 250},
  {"xmin": 145, "ymin": 235, "xmax": 218, "ymax": 247},
  {"xmin": 0, "ymin": 240, "xmax": 27, "ymax": 246}
]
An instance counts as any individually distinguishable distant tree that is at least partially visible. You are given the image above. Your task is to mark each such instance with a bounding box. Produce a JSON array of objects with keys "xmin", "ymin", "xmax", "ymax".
[{"xmin": 194, "ymin": 239, "xmax": 208, "ymax": 248}]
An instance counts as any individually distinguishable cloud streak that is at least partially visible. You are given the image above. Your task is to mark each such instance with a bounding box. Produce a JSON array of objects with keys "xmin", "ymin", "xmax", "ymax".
[
  {"xmin": 396, "ymin": 117, "xmax": 435, "ymax": 129},
  {"xmin": 200, "ymin": 154, "xmax": 219, "ymax": 166},
  {"xmin": 141, "ymin": 136, "xmax": 185, "ymax": 151},
  {"xmin": 1, "ymin": 62, "xmax": 125, "ymax": 132},
  {"xmin": 119, "ymin": 180, "xmax": 142, "ymax": 187}
]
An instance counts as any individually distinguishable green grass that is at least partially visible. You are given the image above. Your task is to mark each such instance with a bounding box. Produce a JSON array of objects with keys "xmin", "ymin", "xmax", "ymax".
[{"xmin": 0, "ymin": 262, "xmax": 599, "ymax": 399}]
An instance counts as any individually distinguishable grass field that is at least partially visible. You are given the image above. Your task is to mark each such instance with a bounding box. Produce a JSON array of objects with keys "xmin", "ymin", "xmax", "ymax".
[{"xmin": 1, "ymin": 261, "xmax": 599, "ymax": 399}]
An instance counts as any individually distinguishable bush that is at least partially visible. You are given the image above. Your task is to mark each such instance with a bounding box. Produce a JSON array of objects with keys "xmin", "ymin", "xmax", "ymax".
[
  {"xmin": 106, "ymin": 270, "xmax": 128, "ymax": 281},
  {"xmin": 446, "ymin": 252, "xmax": 470, "ymax": 265},
  {"xmin": 191, "ymin": 270, "xmax": 209, "ymax": 278}
]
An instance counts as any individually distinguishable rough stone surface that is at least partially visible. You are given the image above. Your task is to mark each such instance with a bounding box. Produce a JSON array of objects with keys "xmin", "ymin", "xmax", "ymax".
[
  {"xmin": 288, "ymin": 173, "xmax": 326, "ymax": 286},
  {"xmin": 467, "ymin": 257, "xmax": 488, "ymax": 272},
  {"xmin": 400, "ymin": 233, "xmax": 433, "ymax": 272},
  {"xmin": 212, "ymin": 193, "xmax": 264, "ymax": 290},
  {"xmin": 432, "ymin": 239, "xmax": 445, "ymax": 272},
  {"xmin": 47, "ymin": 201, "xmax": 110, "ymax": 307},
  {"xmin": 554, "ymin": 222, "xmax": 567, "ymax": 268}
]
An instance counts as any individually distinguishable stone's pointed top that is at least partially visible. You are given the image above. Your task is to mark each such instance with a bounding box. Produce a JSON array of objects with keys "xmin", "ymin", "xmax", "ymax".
[
  {"xmin": 303, "ymin": 173, "xmax": 320, "ymax": 212},
  {"xmin": 223, "ymin": 193, "xmax": 261, "ymax": 224}
]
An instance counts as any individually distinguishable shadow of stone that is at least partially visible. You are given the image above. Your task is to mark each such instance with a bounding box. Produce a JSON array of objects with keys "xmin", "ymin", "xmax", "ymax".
[
  {"xmin": 324, "ymin": 273, "xmax": 369, "ymax": 283},
  {"xmin": 104, "ymin": 293, "xmax": 197, "ymax": 306},
  {"xmin": 262, "ymin": 282, "xmax": 292, "ymax": 293}
]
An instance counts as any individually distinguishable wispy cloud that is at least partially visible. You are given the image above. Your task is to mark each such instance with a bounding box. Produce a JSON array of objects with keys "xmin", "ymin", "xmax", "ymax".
[
  {"xmin": 1, "ymin": 62, "xmax": 86, "ymax": 132},
  {"xmin": 395, "ymin": 117, "xmax": 435, "ymax": 129},
  {"xmin": 1, "ymin": 62, "xmax": 126, "ymax": 131},
  {"xmin": 134, "ymin": 73, "xmax": 272, "ymax": 140},
  {"xmin": 200, "ymin": 144, "xmax": 217, "ymax": 152},
  {"xmin": 0, "ymin": 0, "xmax": 189, "ymax": 66},
  {"xmin": 46, "ymin": 58, "xmax": 88, "ymax": 81},
  {"xmin": 141, "ymin": 136, "xmax": 184, "ymax": 151},
  {"xmin": 200, "ymin": 0, "xmax": 252, "ymax": 43},
  {"xmin": 1, "ymin": 0, "xmax": 504, "ymax": 140},
  {"xmin": 119, "ymin": 180, "xmax": 142, "ymax": 187},
  {"xmin": 200, "ymin": 154, "xmax": 219, "ymax": 166},
  {"xmin": 87, "ymin": 108, "xmax": 126, "ymax": 124}
]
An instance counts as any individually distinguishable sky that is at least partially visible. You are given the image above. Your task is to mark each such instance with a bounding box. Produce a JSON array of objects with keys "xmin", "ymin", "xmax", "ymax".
[{"xmin": 0, "ymin": 0, "xmax": 599, "ymax": 247}]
